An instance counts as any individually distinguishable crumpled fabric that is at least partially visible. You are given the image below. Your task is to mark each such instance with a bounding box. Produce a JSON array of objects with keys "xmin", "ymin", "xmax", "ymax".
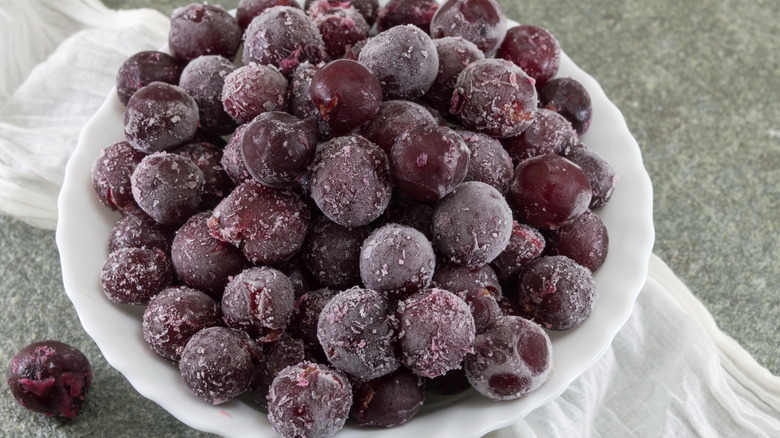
[{"xmin": 1, "ymin": 1, "xmax": 779, "ymax": 437}]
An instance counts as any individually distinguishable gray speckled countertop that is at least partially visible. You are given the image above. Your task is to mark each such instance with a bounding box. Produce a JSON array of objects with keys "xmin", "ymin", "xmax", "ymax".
[{"xmin": 1, "ymin": 0, "xmax": 778, "ymax": 436}]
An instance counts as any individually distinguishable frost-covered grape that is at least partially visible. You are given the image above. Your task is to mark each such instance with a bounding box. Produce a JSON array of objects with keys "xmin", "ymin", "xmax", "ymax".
[
  {"xmin": 430, "ymin": 0, "xmax": 507, "ymax": 56},
  {"xmin": 91, "ymin": 140, "xmax": 146, "ymax": 212},
  {"xmin": 423, "ymin": 36, "xmax": 484, "ymax": 114},
  {"xmin": 539, "ymin": 77, "xmax": 593, "ymax": 135},
  {"xmin": 303, "ymin": 216, "xmax": 371, "ymax": 289},
  {"xmin": 178, "ymin": 55, "xmax": 237, "ymax": 135},
  {"xmin": 221, "ymin": 64, "xmax": 289, "ymax": 125},
  {"xmin": 173, "ymin": 142, "xmax": 234, "ymax": 209},
  {"xmin": 491, "ymin": 221, "xmax": 545, "ymax": 281},
  {"xmin": 501, "ymin": 108, "xmax": 577, "ymax": 162},
  {"xmin": 108, "ymin": 210, "xmax": 172, "ymax": 253},
  {"xmin": 358, "ymin": 100, "xmax": 437, "ymax": 155},
  {"xmin": 116, "ymin": 51, "xmax": 183, "ymax": 105},
  {"xmin": 130, "ymin": 152, "xmax": 204, "ymax": 225},
  {"xmin": 351, "ymin": 368, "xmax": 425, "ymax": 427},
  {"xmin": 543, "ymin": 209, "xmax": 609, "ymax": 272},
  {"xmin": 123, "ymin": 82, "xmax": 199, "ymax": 153},
  {"xmin": 564, "ymin": 144, "xmax": 617, "ymax": 208},
  {"xmin": 168, "ymin": 3, "xmax": 241, "ymax": 61},
  {"xmin": 221, "ymin": 266, "xmax": 296, "ymax": 340},
  {"xmin": 458, "ymin": 130, "xmax": 513, "ymax": 194},
  {"xmin": 100, "ymin": 247, "xmax": 173, "ymax": 305},
  {"xmin": 497, "ymin": 24, "xmax": 561, "ymax": 89}
]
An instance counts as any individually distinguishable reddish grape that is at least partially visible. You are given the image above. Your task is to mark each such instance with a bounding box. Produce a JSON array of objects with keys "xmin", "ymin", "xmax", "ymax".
[
  {"xmin": 6, "ymin": 341, "xmax": 91, "ymax": 418},
  {"xmin": 543, "ymin": 209, "xmax": 609, "ymax": 272},
  {"xmin": 123, "ymin": 82, "xmax": 199, "ymax": 153},
  {"xmin": 288, "ymin": 62, "xmax": 321, "ymax": 121},
  {"xmin": 267, "ymin": 362, "xmax": 352, "ymax": 438},
  {"xmin": 465, "ymin": 315, "xmax": 552, "ymax": 400},
  {"xmin": 358, "ymin": 25, "xmax": 439, "ymax": 100},
  {"xmin": 516, "ymin": 255, "xmax": 596, "ymax": 330},
  {"xmin": 539, "ymin": 77, "xmax": 593, "ymax": 135},
  {"xmin": 115, "ymin": 51, "xmax": 183, "ymax": 105},
  {"xmin": 390, "ymin": 124, "xmax": 470, "ymax": 202},
  {"xmin": 91, "ymin": 140, "xmax": 146, "ymax": 212},
  {"xmin": 508, "ymin": 154, "xmax": 592, "ymax": 230},
  {"xmin": 249, "ymin": 333, "xmax": 306, "ymax": 407},
  {"xmin": 309, "ymin": 59, "xmax": 383, "ymax": 136},
  {"xmin": 289, "ymin": 287, "xmax": 338, "ymax": 361},
  {"xmin": 208, "ymin": 180, "xmax": 310, "ymax": 265},
  {"xmin": 359, "ymin": 223, "xmax": 436, "ymax": 300},
  {"xmin": 220, "ymin": 124, "xmax": 253, "ymax": 185},
  {"xmin": 237, "ymin": 0, "xmax": 301, "ymax": 30},
  {"xmin": 430, "ymin": 0, "xmax": 507, "ymax": 56},
  {"xmin": 451, "ymin": 58, "xmax": 537, "ymax": 138},
  {"xmin": 241, "ymin": 111, "xmax": 318, "ymax": 188},
  {"xmin": 432, "ymin": 181, "xmax": 513, "ymax": 267},
  {"xmin": 303, "ymin": 216, "xmax": 371, "ymax": 289},
  {"xmin": 423, "ymin": 36, "xmax": 484, "ymax": 114},
  {"xmin": 178, "ymin": 55, "xmax": 237, "ymax": 135},
  {"xmin": 221, "ymin": 64, "xmax": 289, "ymax": 125},
  {"xmin": 351, "ymin": 368, "xmax": 426, "ymax": 427},
  {"xmin": 564, "ymin": 143, "xmax": 617, "ymax": 208},
  {"xmin": 432, "ymin": 263, "xmax": 503, "ymax": 333},
  {"xmin": 501, "ymin": 108, "xmax": 577, "ymax": 162},
  {"xmin": 309, "ymin": 135, "xmax": 393, "ymax": 228},
  {"xmin": 142, "ymin": 286, "xmax": 222, "ymax": 362},
  {"xmin": 458, "ymin": 130, "xmax": 514, "ymax": 194},
  {"xmin": 130, "ymin": 152, "xmax": 204, "ymax": 225},
  {"xmin": 221, "ymin": 267, "xmax": 296, "ymax": 340},
  {"xmin": 397, "ymin": 288, "xmax": 475, "ymax": 378},
  {"xmin": 173, "ymin": 142, "xmax": 234, "ymax": 209},
  {"xmin": 168, "ymin": 3, "xmax": 241, "ymax": 61},
  {"xmin": 108, "ymin": 210, "xmax": 172, "ymax": 253},
  {"xmin": 179, "ymin": 327, "xmax": 258, "ymax": 404},
  {"xmin": 491, "ymin": 221, "xmax": 546, "ymax": 281},
  {"xmin": 376, "ymin": 0, "xmax": 440, "ymax": 34},
  {"xmin": 171, "ymin": 211, "xmax": 247, "ymax": 300},
  {"xmin": 308, "ymin": 1, "xmax": 370, "ymax": 59},
  {"xmin": 497, "ymin": 25, "xmax": 561, "ymax": 89},
  {"xmin": 304, "ymin": 0, "xmax": 380, "ymax": 26},
  {"xmin": 317, "ymin": 287, "xmax": 400, "ymax": 380},
  {"xmin": 242, "ymin": 6, "xmax": 326, "ymax": 75},
  {"xmin": 100, "ymin": 247, "xmax": 173, "ymax": 305},
  {"xmin": 358, "ymin": 100, "xmax": 437, "ymax": 155}
]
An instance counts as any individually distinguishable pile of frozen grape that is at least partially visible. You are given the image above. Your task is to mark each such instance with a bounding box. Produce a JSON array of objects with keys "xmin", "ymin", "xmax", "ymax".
[{"xmin": 93, "ymin": 0, "xmax": 617, "ymax": 436}]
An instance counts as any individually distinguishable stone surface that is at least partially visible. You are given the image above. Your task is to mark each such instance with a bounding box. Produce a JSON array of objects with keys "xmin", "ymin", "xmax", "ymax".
[{"xmin": 2, "ymin": 0, "xmax": 779, "ymax": 436}]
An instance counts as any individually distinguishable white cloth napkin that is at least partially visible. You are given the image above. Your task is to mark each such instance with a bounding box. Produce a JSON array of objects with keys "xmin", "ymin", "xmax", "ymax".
[{"xmin": 2, "ymin": 1, "xmax": 779, "ymax": 436}]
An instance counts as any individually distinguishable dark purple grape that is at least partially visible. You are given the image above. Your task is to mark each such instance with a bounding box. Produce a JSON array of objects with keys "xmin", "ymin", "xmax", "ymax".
[
  {"xmin": 543, "ymin": 209, "xmax": 609, "ymax": 272},
  {"xmin": 358, "ymin": 24, "xmax": 438, "ymax": 100},
  {"xmin": 130, "ymin": 152, "xmax": 204, "ymax": 225},
  {"xmin": 424, "ymin": 366, "xmax": 470, "ymax": 395},
  {"xmin": 379, "ymin": 193, "xmax": 434, "ymax": 239},
  {"xmin": 539, "ymin": 77, "xmax": 593, "ymax": 135},
  {"xmin": 123, "ymin": 82, "xmax": 199, "ymax": 153},
  {"xmin": 168, "ymin": 3, "xmax": 241, "ymax": 61},
  {"xmin": 351, "ymin": 368, "xmax": 425, "ymax": 427},
  {"xmin": 249, "ymin": 333, "xmax": 306, "ymax": 407},
  {"xmin": 309, "ymin": 135, "xmax": 393, "ymax": 228},
  {"xmin": 91, "ymin": 140, "xmax": 146, "ymax": 212},
  {"xmin": 142, "ymin": 286, "xmax": 222, "ymax": 362},
  {"xmin": 237, "ymin": 0, "xmax": 302, "ymax": 30},
  {"xmin": 221, "ymin": 64, "xmax": 289, "ymax": 125},
  {"xmin": 208, "ymin": 180, "xmax": 310, "ymax": 265},
  {"xmin": 267, "ymin": 362, "xmax": 352, "ymax": 438},
  {"xmin": 178, "ymin": 55, "xmax": 237, "ymax": 135},
  {"xmin": 491, "ymin": 221, "xmax": 545, "ymax": 281},
  {"xmin": 171, "ymin": 212, "xmax": 247, "ymax": 300},
  {"xmin": 516, "ymin": 255, "xmax": 595, "ymax": 330},
  {"xmin": 451, "ymin": 58, "xmax": 537, "ymax": 138},
  {"xmin": 303, "ymin": 216, "xmax": 371, "ymax": 289},
  {"xmin": 289, "ymin": 287, "xmax": 339, "ymax": 359},
  {"xmin": 108, "ymin": 210, "xmax": 172, "ymax": 253},
  {"xmin": 179, "ymin": 326, "xmax": 258, "ymax": 404},
  {"xmin": 508, "ymin": 154, "xmax": 592, "ymax": 230},
  {"xmin": 308, "ymin": 1, "xmax": 370, "ymax": 59},
  {"xmin": 173, "ymin": 142, "xmax": 234, "ymax": 209},
  {"xmin": 240, "ymin": 111, "xmax": 318, "ymax": 187},
  {"xmin": 358, "ymin": 100, "xmax": 437, "ymax": 155},
  {"xmin": 6, "ymin": 341, "xmax": 91, "ymax": 418},
  {"xmin": 397, "ymin": 288, "xmax": 475, "ymax": 378},
  {"xmin": 432, "ymin": 181, "xmax": 513, "ymax": 267},
  {"xmin": 501, "ymin": 108, "xmax": 577, "ymax": 162},
  {"xmin": 497, "ymin": 25, "xmax": 561, "ymax": 89},
  {"xmin": 430, "ymin": 0, "xmax": 507, "ymax": 56},
  {"xmin": 309, "ymin": 59, "xmax": 382, "ymax": 136},
  {"xmin": 458, "ymin": 130, "xmax": 513, "ymax": 194},
  {"xmin": 376, "ymin": 0, "xmax": 439, "ymax": 34},
  {"xmin": 390, "ymin": 124, "xmax": 470, "ymax": 202},
  {"xmin": 432, "ymin": 263, "xmax": 503, "ymax": 333},
  {"xmin": 317, "ymin": 287, "xmax": 400, "ymax": 380},
  {"xmin": 100, "ymin": 247, "xmax": 173, "ymax": 305},
  {"xmin": 116, "ymin": 51, "xmax": 183, "ymax": 105},
  {"xmin": 564, "ymin": 144, "xmax": 617, "ymax": 208},
  {"xmin": 304, "ymin": 0, "xmax": 380, "ymax": 26},
  {"xmin": 359, "ymin": 223, "xmax": 436, "ymax": 300},
  {"xmin": 221, "ymin": 266, "xmax": 296, "ymax": 339},
  {"xmin": 242, "ymin": 6, "xmax": 326, "ymax": 75},
  {"xmin": 423, "ymin": 36, "xmax": 484, "ymax": 114},
  {"xmin": 465, "ymin": 315, "xmax": 552, "ymax": 400},
  {"xmin": 221, "ymin": 124, "xmax": 253, "ymax": 185}
]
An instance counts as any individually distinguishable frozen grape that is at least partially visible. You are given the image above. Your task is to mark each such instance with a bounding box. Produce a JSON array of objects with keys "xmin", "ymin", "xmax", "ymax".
[
  {"xmin": 220, "ymin": 124, "xmax": 253, "ymax": 185},
  {"xmin": 430, "ymin": 0, "xmax": 507, "ymax": 56},
  {"xmin": 108, "ymin": 210, "xmax": 172, "ymax": 253},
  {"xmin": 91, "ymin": 140, "xmax": 146, "ymax": 212},
  {"xmin": 221, "ymin": 266, "xmax": 296, "ymax": 339},
  {"xmin": 123, "ymin": 82, "xmax": 199, "ymax": 153},
  {"xmin": 539, "ymin": 77, "xmax": 592, "ymax": 135},
  {"xmin": 423, "ymin": 36, "xmax": 484, "ymax": 114},
  {"xmin": 221, "ymin": 64, "xmax": 289, "ymax": 125},
  {"xmin": 100, "ymin": 247, "xmax": 173, "ymax": 305},
  {"xmin": 237, "ymin": 0, "xmax": 302, "ymax": 30},
  {"xmin": 317, "ymin": 287, "xmax": 400, "ymax": 380},
  {"xmin": 142, "ymin": 286, "xmax": 222, "ymax": 362},
  {"xmin": 6, "ymin": 341, "xmax": 91, "ymax": 418},
  {"xmin": 359, "ymin": 224, "xmax": 436, "ymax": 300},
  {"xmin": 168, "ymin": 3, "xmax": 241, "ymax": 61},
  {"xmin": 130, "ymin": 152, "xmax": 205, "ymax": 225},
  {"xmin": 173, "ymin": 142, "xmax": 234, "ymax": 209},
  {"xmin": 458, "ymin": 130, "xmax": 513, "ymax": 194},
  {"xmin": 432, "ymin": 181, "xmax": 513, "ymax": 267},
  {"xmin": 465, "ymin": 315, "xmax": 552, "ymax": 400},
  {"xmin": 501, "ymin": 108, "xmax": 577, "ymax": 162},
  {"xmin": 543, "ymin": 209, "xmax": 609, "ymax": 272},
  {"xmin": 491, "ymin": 221, "xmax": 545, "ymax": 281},
  {"xmin": 376, "ymin": 0, "xmax": 439, "ymax": 34},
  {"xmin": 497, "ymin": 25, "xmax": 560, "ymax": 89},
  {"xmin": 358, "ymin": 100, "xmax": 437, "ymax": 155},
  {"xmin": 249, "ymin": 333, "xmax": 306, "ymax": 407},
  {"xmin": 304, "ymin": 0, "xmax": 380, "ymax": 26},
  {"xmin": 289, "ymin": 287, "xmax": 338, "ymax": 360},
  {"xmin": 308, "ymin": 1, "xmax": 370, "ymax": 60},
  {"xmin": 116, "ymin": 51, "xmax": 183, "ymax": 105},
  {"xmin": 303, "ymin": 216, "xmax": 371, "ymax": 289},
  {"xmin": 432, "ymin": 263, "xmax": 503, "ymax": 332},
  {"xmin": 351, "ymin": 368, "xmax": 425, "ymax": 427},
  {"xmin": 564, "ymin": 143, "xmax": 617, "ymax": 208},
  {"xmin": 178, "ymin": 55, "xmax": 237, "ymax": 135}
]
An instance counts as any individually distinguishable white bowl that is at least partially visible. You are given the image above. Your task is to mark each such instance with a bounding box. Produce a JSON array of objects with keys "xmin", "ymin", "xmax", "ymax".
[{"xmin": 56, "ymin": 13, "xmax": 654, "ymax": 438}]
